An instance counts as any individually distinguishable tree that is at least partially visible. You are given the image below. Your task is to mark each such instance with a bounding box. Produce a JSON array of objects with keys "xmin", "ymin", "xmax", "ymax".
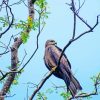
[{"xmin": 0, "ymin": 0, "xmax": 100, "ymax": 100}]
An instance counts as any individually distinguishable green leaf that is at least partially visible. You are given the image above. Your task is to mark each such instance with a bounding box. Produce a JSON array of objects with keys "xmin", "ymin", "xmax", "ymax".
[
  {"xmin": 13, "ymin": 79, "xmax": 18, "ymax": 85},
  {"xmin": 21, "ymin": 32, "xmax": 29, "ymax": 43},
  {"xmin": 60, "ymin": 92, "xmax": 71, "ymax": 100},
  {"xmin": 36, "ymin": 92, "xmax": 47, "ymax": 100},
  {"xmin": 45, "ymin": 88, "xmax": 54, "ymax": 94}
]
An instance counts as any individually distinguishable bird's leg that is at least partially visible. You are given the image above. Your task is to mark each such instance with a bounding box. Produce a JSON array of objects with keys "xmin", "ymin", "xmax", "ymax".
[{"xmin": 51, "ymin": 66, "xmax": 57, "ymax": 72}]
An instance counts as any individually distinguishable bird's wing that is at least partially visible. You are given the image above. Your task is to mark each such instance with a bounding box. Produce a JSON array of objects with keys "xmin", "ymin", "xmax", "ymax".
[
  {"xmin": 44, "ymin": 46, "xmax": 57, "ymax": 71},
  {"xmin": 55, "ymin": 46, "xmax": 71, "ymax": 69},
  {"xmin": 49, "ymin": 46, "xmax": 72, "ymax": 83},
  {"xmin": 46, "ymin": 46, "xmax": 71, "ymax": 72}
]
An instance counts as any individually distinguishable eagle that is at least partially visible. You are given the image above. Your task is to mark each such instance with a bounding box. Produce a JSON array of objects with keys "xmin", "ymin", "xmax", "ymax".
[{"xmin": 44, "ymin": 40, "xmax": 82, "ymax": 97}]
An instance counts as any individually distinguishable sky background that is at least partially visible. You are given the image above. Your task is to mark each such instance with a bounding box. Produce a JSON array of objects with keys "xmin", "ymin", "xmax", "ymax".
[{"xmin": 0, "ymin": 0, "xmax": 100, "ymax": 100}]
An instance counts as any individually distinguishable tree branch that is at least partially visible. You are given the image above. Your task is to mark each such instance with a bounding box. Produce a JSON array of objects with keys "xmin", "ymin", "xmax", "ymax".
[
  {"xmin": 29, "ymin": 70, "xmax": 53, "ymax": 100},
  {"xmin": 0, "ymin": 0, "xmax": 14, "ymax": 38}
]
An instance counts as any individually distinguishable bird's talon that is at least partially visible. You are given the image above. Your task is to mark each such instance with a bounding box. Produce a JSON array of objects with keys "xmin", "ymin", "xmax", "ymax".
[{"xmin": 51, "ymin": 66, "xmax": 57, "ymax": 72}]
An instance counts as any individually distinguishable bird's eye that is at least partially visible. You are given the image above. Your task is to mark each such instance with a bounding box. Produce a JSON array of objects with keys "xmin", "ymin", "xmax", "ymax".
[{"xmin": 51, "ymin": 40, "xmax": 54, "ymax": 42}]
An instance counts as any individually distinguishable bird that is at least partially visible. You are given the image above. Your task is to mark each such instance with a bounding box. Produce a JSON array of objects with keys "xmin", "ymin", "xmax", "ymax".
[{"xmin": 44, "ymin": 40, "xmax": 82, "ymax": 97}]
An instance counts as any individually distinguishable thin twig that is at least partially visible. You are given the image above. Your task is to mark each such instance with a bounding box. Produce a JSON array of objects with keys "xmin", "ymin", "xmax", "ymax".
[
  {"xmin": 71, "ymin": 7, "xmax": 92, "ymax": 29},
  {"xmin": 71, "ymin": 0, "xmax": 76, "ymax": 39},
  {"xmin": 19, "ymin": 49, "xmax": 27, "ymax": 66},
  {"xmin": 29, "ymin": 70, "xmax": 53, "ymax": 100},
  {"xmin": 76, "ymin": 0, "xmax": 85, "ymax": 13},
  {"xmin": 0, "ymin": 0, "xmax": 4, "ymax": 11},
  {"xmin": 0, "ymin": 0, "xmax": 14, "ymax": 38}
]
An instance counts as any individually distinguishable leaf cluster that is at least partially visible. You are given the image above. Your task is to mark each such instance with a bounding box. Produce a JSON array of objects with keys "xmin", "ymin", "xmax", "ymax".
[
  {"xmin": 12, "ymin": 69, "xmax": 24, "ymax": 85},
  {"xmin": 36, "ymin": 92, "xmax": 47, "ymax": 100},
  {"xmin": 91, "ymin": 73, "xmax": 100, "ymax": 84},
  {"xmin": 60, "ymin": 91, "xmax": 71, "ymax": 100},
  {"xmin": 0, "ymin": 17, "xmax": 9, "ymax": 31},
  {"xmin": 35, "ymin": 0, "xmax": 48, "ymax": 9}
]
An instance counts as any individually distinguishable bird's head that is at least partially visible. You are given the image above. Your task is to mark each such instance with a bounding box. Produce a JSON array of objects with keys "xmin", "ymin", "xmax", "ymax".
[{"xmin": 45, "ymin": 40, "xmax": 57, "ymax": 47}]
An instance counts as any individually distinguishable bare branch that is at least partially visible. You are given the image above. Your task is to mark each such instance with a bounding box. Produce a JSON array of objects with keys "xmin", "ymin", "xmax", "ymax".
[
  {"xmin": 0, "ymin": 50, "xmax": 9, "ymax": 56},
  {"xmin": 19, "ymin": 49, "xmax": 27, "ymax": 66},
  {"xmin": 0, "ymin": 93, "xmax": 16, "ymax": 99},
  {"xmin": 73, "ymin": 15, "xmax": 100, "ymax": 41},
  {"xmin": 76, "ymin": 0, "xmax": 85, "ymax": 13},
  {"xmin": 0, "ymin": 0, "xmax": 4, "ymax": 11},
  {"xmin": 71, "ymin": 7, "xmax": 92, "ymax": 29},
  {"xmin": 0, "ymin": 0, "xmax": 14, "ymax": 38},
  {"xmin": 71, "ymin": 0, "xmax": 77, "ymax": 39},
  {"xmin": 9, "ymin": 0, "xmax": 25, "ymax": 7},
  {"xmin": 5, "ymin": 0, "xmax": 10, "ymax": 24},
  {"xmin": 51, "ymin": 82, "xmax": 66, "ymax": 91},
  {"xmin": 0, "ymin": 35, "xmax": 14, "ymax": 57},
  {"xmin": 29, "ymin": 70, "xmax": 53, "ymax": 100}
]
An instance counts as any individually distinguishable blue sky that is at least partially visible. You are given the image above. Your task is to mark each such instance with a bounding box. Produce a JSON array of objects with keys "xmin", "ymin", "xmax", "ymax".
[{"xmin": 0, "ymin": 0, "xmax": 100, "ymax": 100}]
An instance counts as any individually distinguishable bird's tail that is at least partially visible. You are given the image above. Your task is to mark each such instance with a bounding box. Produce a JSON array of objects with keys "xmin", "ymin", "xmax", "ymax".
[{"xmin": 64, "ymin": 74, "xmax": 82, "ymax": 97}]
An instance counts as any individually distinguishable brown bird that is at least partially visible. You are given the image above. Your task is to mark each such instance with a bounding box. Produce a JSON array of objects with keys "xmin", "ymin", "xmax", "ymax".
[{"xmin": 44, "ymin": 40, "xmax": 82, "ymax": 97}]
